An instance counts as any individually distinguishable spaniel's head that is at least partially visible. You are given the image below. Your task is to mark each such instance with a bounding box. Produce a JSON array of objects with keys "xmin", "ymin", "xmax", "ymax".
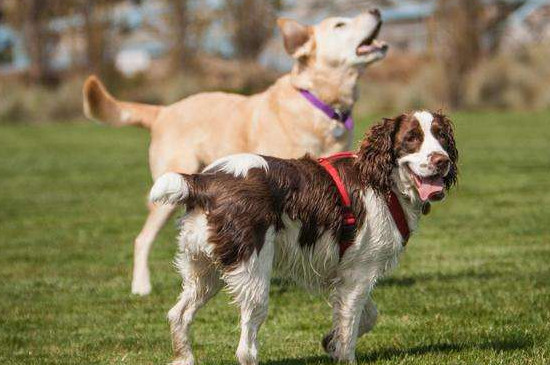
[{"xmin": 356, "ymin": 111, "xmax": 458, "ymax": 205}]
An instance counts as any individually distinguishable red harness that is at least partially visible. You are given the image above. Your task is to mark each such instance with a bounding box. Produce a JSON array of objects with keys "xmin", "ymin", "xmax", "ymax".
[{"xmin": 318, "ymin": 152, "xmax": 411, "ymax": 258}]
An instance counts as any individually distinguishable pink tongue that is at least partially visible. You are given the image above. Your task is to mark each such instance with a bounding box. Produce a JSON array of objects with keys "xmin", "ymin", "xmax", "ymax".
[
  {"xmin": 414, "ymin": 175, "xmax": 445, "ymax": 202},
  {"xmin": 357, "ymin": 44, "xmax": 375, "ymax": 54}
]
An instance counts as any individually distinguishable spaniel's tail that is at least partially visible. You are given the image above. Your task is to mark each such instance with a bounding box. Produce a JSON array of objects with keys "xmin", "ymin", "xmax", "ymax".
[
  {"xmin": 149, "ymin": 173, "xmax": 192, "ymax": 205},
  {"xmin": 83, "ymin": 75, "xmax": 162, "ymax": 129}
]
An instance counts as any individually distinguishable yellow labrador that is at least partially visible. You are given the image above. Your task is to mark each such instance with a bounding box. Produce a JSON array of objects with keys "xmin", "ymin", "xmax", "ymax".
[{"xmin": 83, "ymin": 9, "xmax": 388, "ymax": 295}]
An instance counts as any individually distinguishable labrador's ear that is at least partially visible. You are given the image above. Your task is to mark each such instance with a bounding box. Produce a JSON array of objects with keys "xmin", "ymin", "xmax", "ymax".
[{"xmin": 277, "ymin": 18, "xmax": 314, "ymax": 59}]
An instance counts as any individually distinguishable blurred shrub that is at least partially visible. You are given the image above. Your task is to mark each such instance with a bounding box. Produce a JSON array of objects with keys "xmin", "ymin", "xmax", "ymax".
[
  {"xmin": 357, "ymin": 60, "xmax": 450, "ymax": 115},
  {"xmin": 357, "ymin": 45, "xmax": 550, "ymax": 114},
  {"xmin": 0, "ymin": 92, "xmax": 31, "ymax": 124},
  {"xmin": 2, "ymin": 46, "xmax": 550, "ymax": 124},
  {"xmin": 393, "ymin": 62, "xmax": 449, "ymax": 110},
  {"xmin": 0, "ymin": 57, "xmax": 278, "ymax": 124},
  {"xmin": 45, "ymin": 77, "xmax": 88, "ymax": 121},
  {"xmin": 0, "ymin": 76, "xmax": 85, "ymax": 124},
  {"xmin": 465, "ymin": 45, "xmax": 550, "ymax": 110},
  {"xmin": 0, "ymin": 81, "xmax": 42, "ymax": 124}
]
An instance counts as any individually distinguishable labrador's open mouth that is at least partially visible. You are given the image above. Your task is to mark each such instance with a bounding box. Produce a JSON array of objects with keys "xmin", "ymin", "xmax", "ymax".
[{"xmin": 356, "ymin": 23, "xmax": 383, "ymax": 56}]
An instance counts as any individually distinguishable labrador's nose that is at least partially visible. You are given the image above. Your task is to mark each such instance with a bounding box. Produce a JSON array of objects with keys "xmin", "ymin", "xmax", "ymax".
[
  {"xmin": 430, "ymin": 153, "xmax": 450, "ymax": 174},
  {"xmin": 369, "ymin": 8, "xmax": 381, "ymax": 20}
]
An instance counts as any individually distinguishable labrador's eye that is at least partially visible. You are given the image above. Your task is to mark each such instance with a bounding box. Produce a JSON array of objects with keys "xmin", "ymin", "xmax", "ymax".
[{"xmin": 334, "ymin": 22, "xmax": 346, "ymax": 28}]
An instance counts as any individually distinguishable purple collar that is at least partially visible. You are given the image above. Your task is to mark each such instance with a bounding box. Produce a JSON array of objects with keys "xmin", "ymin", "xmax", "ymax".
[{"xmin": 299, "ymin": 89, "xmax": 354, "ymax": 130}]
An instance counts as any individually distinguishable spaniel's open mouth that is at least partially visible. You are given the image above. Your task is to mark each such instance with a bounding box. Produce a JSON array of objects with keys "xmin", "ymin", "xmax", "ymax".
[{"xmin": 409, "ymin": 170, "xmax": 445, "ymax": 202}]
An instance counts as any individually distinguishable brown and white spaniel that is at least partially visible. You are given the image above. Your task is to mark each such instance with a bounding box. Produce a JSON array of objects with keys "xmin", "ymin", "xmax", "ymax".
[{"xmin": 150, "ymin": 110, "xmax": 458, "ymax": 365}]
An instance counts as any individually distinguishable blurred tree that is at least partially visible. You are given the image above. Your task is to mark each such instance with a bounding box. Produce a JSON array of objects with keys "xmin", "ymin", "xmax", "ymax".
[
  {"xmin": 483, "ymin": 1, "xmax": 524, "ymax": 54},
  {"xmin": 436, "ymin": 0, "xmax": 482, "ymax": 108},
  {"xmin": 293, "ymin": 0, "xmax": 391, "ymax": 14},
  {"xmin": 21, "ymin": 0, "xmax": 57, "ymax": 85},
  {"xmin": 225, "ymin": 0, "xmax": 282, "ymax": 60},
  {"xmin": 82, "ymin": 0, "xmax": 104, "ymax": 75},
  {"xmin": 80, "ymin": 0, "xmax": 124, "ymax": 76},
  {"xmin": 3, "ymin": 0, "xmax": 123, "ymax": 82},
  {"xmin": 170, "ymin": 0, "xmax": 189, "ymax": 68}
]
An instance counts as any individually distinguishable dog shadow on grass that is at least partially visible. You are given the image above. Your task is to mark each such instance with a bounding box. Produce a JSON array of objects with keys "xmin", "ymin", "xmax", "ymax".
[
  {"xmin": 378, "ymin": 269, "xmax": 497, "ymax": 288},
  {"xmin": 271, "ymin": 270, "xmax": 496, "ymax": 293},
  {"xmin": 264, "ymin": 335, "xmax": 533, "ymax": 365}
]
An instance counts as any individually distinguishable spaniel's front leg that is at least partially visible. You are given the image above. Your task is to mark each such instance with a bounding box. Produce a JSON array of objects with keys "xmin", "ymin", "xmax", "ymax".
[
  {"xmin": 323, "ymin": 276, "xmax": 373, "ymax": 363},
  {"xmin": 358, "ymin": 297, "xmax": 378, "ymax": 337}
]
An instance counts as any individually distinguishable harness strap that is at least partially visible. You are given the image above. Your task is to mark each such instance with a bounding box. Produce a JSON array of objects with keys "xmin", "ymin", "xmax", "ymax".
[
  {"xmin": 387, "ymin": 191, "xmax": 411, "ymax": 244},
  {"xmin": 318, "ymin": 152, "xmax": 357, "ymax": 258},
  {"xmin": 318, "ymin": 152, "xmax": 411, "ymax": 258}
]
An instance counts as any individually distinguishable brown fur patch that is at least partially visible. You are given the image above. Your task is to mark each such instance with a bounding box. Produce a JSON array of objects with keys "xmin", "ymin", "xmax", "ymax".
[
  {"xmin": 431, "ymin": 112, "xmax": 459, "ymax": 189},
  {"xmin": 355, "ymin": 117, "xmax": 398, "ymax": 196},
  {"xmin": 393, "ymin": 114, "xmax": 423, "ymax": 157}
]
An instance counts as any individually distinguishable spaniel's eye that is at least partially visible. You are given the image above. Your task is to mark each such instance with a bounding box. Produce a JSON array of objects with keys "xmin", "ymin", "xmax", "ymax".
[
  {"xmin": 433, "ymin": 128, "xmax": 445, "ymax": 141},
  {"xmin": 334, "ymin": 22, "xmax": 346, "ymax": 28},
  {"xmin": 406, "ymin": 133, "xmax": 420, "ymax": 143}
]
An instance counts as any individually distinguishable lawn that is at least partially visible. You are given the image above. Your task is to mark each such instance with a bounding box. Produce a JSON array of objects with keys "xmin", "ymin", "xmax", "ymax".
[{"xmin": 1, "ymin": 111, "xmax": 549, "ymax": 364}]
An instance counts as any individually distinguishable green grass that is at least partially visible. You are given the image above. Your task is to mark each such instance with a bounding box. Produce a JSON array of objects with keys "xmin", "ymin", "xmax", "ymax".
[{"xmin": 1, "ymin": 111, "xmax": 549, "ymax": 364}]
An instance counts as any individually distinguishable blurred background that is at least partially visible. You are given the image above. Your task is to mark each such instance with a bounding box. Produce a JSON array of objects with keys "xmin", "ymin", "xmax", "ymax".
[
  {"xmin": 0, "ymin": 0, "xmax": 549, "ymax": 124},
  {"xmin": 1, "ymin": 2, "xmax": 550, "ymax": 363}
]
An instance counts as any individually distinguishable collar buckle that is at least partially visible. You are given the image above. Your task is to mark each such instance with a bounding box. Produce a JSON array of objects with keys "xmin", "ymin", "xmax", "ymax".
[{"xmin": 333, "ymin": 109, "xmax": 345, "ymax": 122}]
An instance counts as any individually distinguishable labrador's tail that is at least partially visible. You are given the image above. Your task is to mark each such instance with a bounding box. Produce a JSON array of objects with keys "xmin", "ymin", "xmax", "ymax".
[{"xmin": 83, "ymin": 75, "xmax": 162, "ymax": 129}]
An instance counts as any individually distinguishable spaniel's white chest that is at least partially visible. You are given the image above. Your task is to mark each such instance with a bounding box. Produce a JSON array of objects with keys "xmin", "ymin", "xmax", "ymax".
[{"xmin": 271, "ymin": 190, "xmax": 410, "ymax": 291}]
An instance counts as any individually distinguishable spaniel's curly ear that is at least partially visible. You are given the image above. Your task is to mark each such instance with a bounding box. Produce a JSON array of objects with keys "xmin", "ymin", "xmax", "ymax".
[
  {"xmin": 356, "ymin": 116, "xmax": 400, "ymax": 195},
  {"xmin": 436, "ymin": 113, "xmax": 459, "ymax": 189}
]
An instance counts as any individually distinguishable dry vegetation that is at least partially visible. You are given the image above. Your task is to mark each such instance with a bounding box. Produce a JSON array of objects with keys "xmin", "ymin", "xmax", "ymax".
[
  {"xmin": 0, "ymin": 57, "xmax": 280, "ymax": 124},
  {"xmin": 2, "ymin": 44, "xmax": 550, "ymax": 124},
  {"xmin": 358, "ymin": 43, "xmax": 550, "ymax": 115}
]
